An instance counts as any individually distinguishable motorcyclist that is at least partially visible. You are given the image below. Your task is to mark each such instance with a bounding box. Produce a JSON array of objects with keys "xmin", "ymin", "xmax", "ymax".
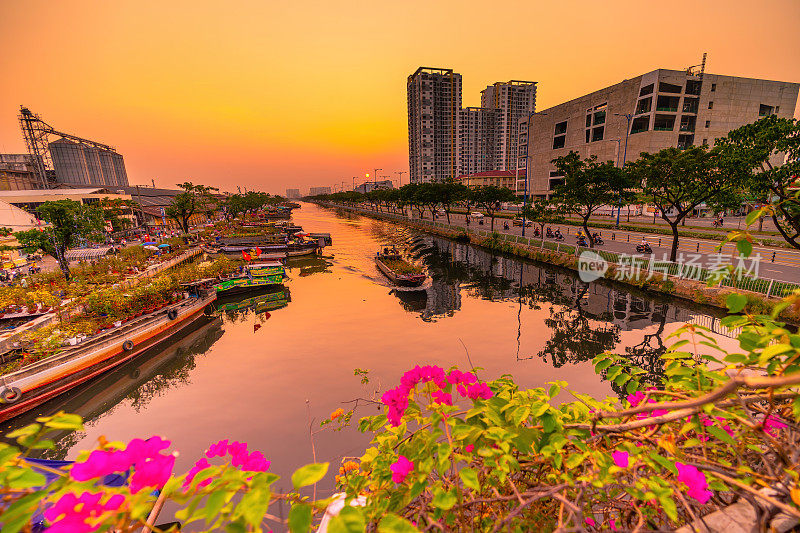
[
  {"xmin": 503, "ymin": 221, "xmax": 510, "ymax": 230},
  {"xmin": 546, "ymin": 227, "xmax": 553, "ymax": 238},
  {"xmin": 554, "ymin": 228, "xmax": 563, "ymax": 239},
  {"xmin": 593, "ymin": 232, "xmax": 602, "ymax": 242}
]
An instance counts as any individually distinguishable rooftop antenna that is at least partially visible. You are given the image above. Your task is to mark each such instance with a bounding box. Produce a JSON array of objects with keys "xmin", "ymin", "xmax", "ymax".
[
  {"xmin": 686, "ymin": 52, "xmax": 707, "ymax": 79},
  {"xmin": 151, "ymin": 178, "xmax": 155, "ymax": 188}
]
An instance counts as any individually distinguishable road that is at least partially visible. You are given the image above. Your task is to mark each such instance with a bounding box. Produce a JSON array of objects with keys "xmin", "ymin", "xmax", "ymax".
[{"xmin": 357, "ymin": 207, "xmax": 800, "ymax": 284}]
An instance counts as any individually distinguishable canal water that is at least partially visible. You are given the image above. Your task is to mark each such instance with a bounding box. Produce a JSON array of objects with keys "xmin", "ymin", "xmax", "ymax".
[{"xmin": 7, "ymin": 202, "xmax": 736, "ymax": 505}]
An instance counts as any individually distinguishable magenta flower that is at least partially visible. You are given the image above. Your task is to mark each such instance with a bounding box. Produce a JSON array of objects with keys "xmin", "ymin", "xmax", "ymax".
[
  {"xmin": 464, "ymin": 444, "xmax": 474, "ymax": 453},
  {"xmin": 611, "ymin": 451, "xmax": 629, "ymax": 468},
  {"xmin": 585, "ymin": 517, "xmax": 596, "ymax": 527},
  {"xmin": 129, "ymin": 453, "xmax": 175, "ymax": 494},
  {"xmin": 627, "ymin": 391, "xmax": 645, "ymax": 407},
  {"xmin": 431, "ymin": 389, "xmax": 453, "ymax": 405},
  {"xmin": 205, "ymin": 439, "xmax": 229, "ymax": 458},
  {"xmin": 45, "ymin": 492, "xmax": 125, "ymax": 533},
  {"xmin": 465, "ymin": 382, "xmax": 493, "ymax": 400},
  {"xmin": 675, "ymin": 462, "xmax": 712, "ymax": 504},
  {"xmin": 390, "ymin": 455, "xmax": 414, "ymax": 483},
  {"xmin": 609, "ymin": 519, "xmax": 618, "ymax": 531},
  {"xmin": 184, "ymin": 457, "xmax": 212, "ymax": 487},
  {"xmin": 70, "ymin": 449, "xmax": 132, "ymax": 481},
  {"xmin": 185, "ymin": 440, "xmax": 271, "ymax": 488},
  {"xmin": 763, "ymin": 415, "xmax": 787, "ymax": 437}
]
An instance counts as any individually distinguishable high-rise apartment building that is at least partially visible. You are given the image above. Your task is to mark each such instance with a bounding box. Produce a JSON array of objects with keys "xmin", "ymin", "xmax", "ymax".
[
  {"xmin": 286, "ymin": 189, "xmax": 301, "ymax": 199},
  {"xmin": 520, "ymin": 69, "xmax": 799, "ymax": 198},
  {"xmin": 457, "ymin": 107, "xmax": 497, "ymax": 175},
  {"xmin": 407, "ymin": 67, "xmax": 462, "ymax": 183},
  {"xmin": 309, "ymin": 186, "xmax": 331, "ymax": 196},
  {"xmin": 481, "ymin": 81, "xmax": 536, "ymax": 172},
  {"xmin": 49, "ymin": 138, "xmax": 129, "ymax": 187}
]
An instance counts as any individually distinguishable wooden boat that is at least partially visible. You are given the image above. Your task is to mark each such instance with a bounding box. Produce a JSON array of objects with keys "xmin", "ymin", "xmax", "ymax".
[
  {"xmin": 0, "ymin": 281, "xmax": 217, "ymax": 423},
  {"xmin": 216, "ymin": 287, "xmax": 291, "ymax": 313},
  {"xmin": 375, "ymin": 249, "xmax": 427, "ymax": 287},
  {"xmin": 213, "ymin": 262, "xmax": 286, "ymax": 296}
]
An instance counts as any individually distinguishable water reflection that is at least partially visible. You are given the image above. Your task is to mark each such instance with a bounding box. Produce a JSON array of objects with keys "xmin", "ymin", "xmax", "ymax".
[{"xmin": 216, "ymin": 286, "xmax": 292, "ymax": 323}]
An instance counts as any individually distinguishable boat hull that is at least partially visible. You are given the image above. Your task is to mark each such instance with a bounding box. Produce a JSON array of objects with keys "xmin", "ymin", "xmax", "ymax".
[
  {"xmin": 214, "ymin": 274, "xmax": 285, "ymax": 295},
  {"xmin": 375, "ymin": 258, "xmax": 427, "ymax": 287},
  {"xmin": 0, "ymin": 295, "xmax": 216, "ymax": 423}
]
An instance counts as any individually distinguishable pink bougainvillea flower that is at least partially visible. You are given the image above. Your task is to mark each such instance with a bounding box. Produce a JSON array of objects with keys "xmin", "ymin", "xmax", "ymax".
[
  {"xmin": 70, "ymin": 449, "xmax": 131, "ymax": 481},
  {"xmin": 464, "ymin": 444, "xmax": 474, "ymax": 453},
  {"xmin": 205, "ymin": 439, "xmax": 229, "ymax": 458},
  {"xmin": 763, "ymin": 415, "xmax": 787, "ymax": 437},
  {"xmin": 585, "ymin": 517, "xmax": 596, "ymax": 527},
  {"xmin": 390, "ymin": 455, "xmax": 414, "ymax": 484},
  {"xmin": 675, "ymin": 462, "xmax": 712, "ymax": 504},
  {"xmin": 609, "ymin": 519, "xmax": 618, "ymax": 531},
  {"xmin": 70, "ymin": 436, "xmax": 173, "ymax": 487},
  {"xmin": 184, "ymin": 457, "xmax": 212, "ymax": 488},
  {"xmin": 626, "ymin": 391, "xmax": 645, "ymax": 407},
  {"xmin": 431, "ymin": 389, "xmax": 453, "ymax": 406},
  {"xmin": 465, "ymin": 382, "xmax": 493, "ymax": 400},
  {"xmin": 129, "ymin": 453, "xmax": 175, "ymax": 494},
  {"xmin": 611, "ymin": 451, "xmax": 629, "ymax": 468},
  {"xmin": 45, "ymin": 492, "xmax": 125, "ymax": 533}
]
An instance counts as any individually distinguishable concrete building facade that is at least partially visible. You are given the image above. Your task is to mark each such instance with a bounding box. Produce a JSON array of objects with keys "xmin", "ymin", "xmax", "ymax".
[
  {"xmin": 520, "ymin": 69, "xmax": 799, "ymax": 198},
  {"xmin": 458, "ymin": 170, "xmax": 516, "ymax": 190},
  {"xmin": 0, "ymin": 154, "xmax": 41, "ymax": 190},
  {"xmin": 458, "ymin": 107, "xmax": 497, "ymax": 175},
  {"xmin": 407, "ymin": 67, "xmax": 462, "ymax": 183},
  {"xmin": 309, "ymin": 186, "xmax": 331, "ymax": 196},
  {"xmin": 286, "ymin": 189, "xmax": 301, "ymax": 199},
  {"xmin": 49, "ymin": 139, "xmax": 129, "ymax": 188},
  {"xmin": 481, "ymin": 81, "xmax": 536, "ymax": 172},
  {"xmin": 355, "ymin": 180, "xmax": 393, "ymax": 194}
]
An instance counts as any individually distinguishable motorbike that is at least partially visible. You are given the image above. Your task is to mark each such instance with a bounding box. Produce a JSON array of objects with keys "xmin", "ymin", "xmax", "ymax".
[
  {"xmin": 546, "ymin": 229, "xmax": 554, "ymax": 238},
  {"xmin": 636, "ymin": 243, "xmax": 653, "ymax": 254},
  {"xmin": 577, "ymin": 236, "xmax": 588, "ymax": 247},
  {"xmin": 503, "ymin": 222, "xmax": 510, "ymax": 230},
  {"xmin": 534, "ymin": 227, "xmax": 541, "ymax": 238},
  {"xmin": 593, "ymin": 234, "xmax": 604, "ymax": 245},
  {"xmin": 553, "ymin": 232, "xmax": 565, "ymax": 241}
]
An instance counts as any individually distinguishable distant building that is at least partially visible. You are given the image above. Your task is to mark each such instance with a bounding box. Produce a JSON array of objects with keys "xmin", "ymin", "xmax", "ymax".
[
  {"xmin": 458, "ymin": 107, "xmax": 497, "ymax": 175},
  {"xmin": 407, "ymin": 67, "xmax": 462, "ymax": 183},
  {"xmin": 480, "ymin": 81, "xmax": 536, "ymax": 172},
  {"xmin": 49, "ymin": 138, "xmax": 129, "ymax": 187},
  {"xmin": 286, "ymin": 188, "xmax": 301, "ymax": 199},
  {"xmin": 0, "ymin": 154, "xmax": 41, "ymax": 190},
  {"xmin": 458, "ymin": 170, "xmax": 516, "ymax": 190},
  {"xmin": 520, "ymin": 69, "xmax": 800, "ymax": 198},
  {"xmin": 309, "ymin": 186, "xmax": 331, "ymax": 196},
  {"xmin": 355, "ymin": 180, "xmax": 393, "ymax": 194}
]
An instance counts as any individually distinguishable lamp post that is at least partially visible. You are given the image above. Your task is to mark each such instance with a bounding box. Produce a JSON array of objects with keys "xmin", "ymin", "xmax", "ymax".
[
  {"xmin": 395, "ymin": 171, "xmax": 407, "ymax": 187},
  {"xmin": 519, "ymin": 111, "xmax": 545, "ymax": 237},
  {"xmin": 613, "ymin": 113, "xmax": 633, "ymax": 228},
  {"xmin": 373, "ymin": 168, "xmax": 382, "ymax": 191}
]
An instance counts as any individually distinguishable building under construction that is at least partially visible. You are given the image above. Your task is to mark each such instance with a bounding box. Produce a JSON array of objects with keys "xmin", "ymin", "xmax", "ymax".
[{"xmin": 17, "ymin": 107, "xmax": 129, "ymax": 189}]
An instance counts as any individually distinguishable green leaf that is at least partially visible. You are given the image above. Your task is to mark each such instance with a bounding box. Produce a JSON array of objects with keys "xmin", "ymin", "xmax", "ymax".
[
  {"xmin": 204, "ymin": 490, "xmax": 229, "ymax": 524},
  {"xmin": 432, "ymin": 488, "xmax": 457, "ymax": 510},
  {"xmin": 6, "ymin": 468, "xmax": 46, "ymax": 489},
  {"xmin": 744, "ymin": 209, "xmax": 762, "ymax": 227},
  {"xmin": 658, "ymin": 494, "xmax": 678, "ymax": 521},
  {"xmin": 39, "ymin": 412, "xmax": 84, "ymax": 430},
  {"xmin": 706, "ymin": 425, "xmax": 736, "ymax": 446},
  {"xmin": 736, "ymin": 239, "xmax": 752, "ymax": 258},
  {"xmin": 726, "ymin": 293, "xmax": 747, "ymax": 313},
  {"xmin": 378, "ymin": 513, "xmax": 420, "ymax": 533},
  {"xmin": 288, "ymin": 503, "xmax": 312, "ymax": 533},
  {"xmin": 459, "ymin": 467, "xmax": 480, "ymax": 491},
  {"xmin": 328, "ymin": 506, "xmax": 366, "ymax": 533},
  {"xmin": 291, "ymin": 462, "xmax": 329, "ymax": 489}
]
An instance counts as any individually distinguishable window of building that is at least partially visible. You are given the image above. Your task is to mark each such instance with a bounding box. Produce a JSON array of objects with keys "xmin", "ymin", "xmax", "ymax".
[
  {"xmin": 635, "ymin": 97, "xmax": 652, "ymax": 115},
  {"xmin": 686, "ymin": 80, "xmax": 702, "ymax": 95},
  {"xmin": 759, "ymin": 104, "xmax": 775, "ymax": 116},
  {"xmin": 630, "ymin": 116, "xmax": 649, "ymax": 134},
  {"xmin": 659, "ymin": 82, "xmax": 683, "ymax": 94},
  {"xmin": 702, "ymin": 138, "xmax": 708, "ymax": 146},
  {"xmin": 677, "ymin": 134, "xmax": 695, "ymax": 150},
  {"xmin": 705, "ymin": 120, "xmax": 710, "ymax": 128},
  {"xmin": 639, "ymin": 83, "xmax": 654, "ymax": 97},
  {"xmin": 585, "ymin": 114, "xmax": 592, "ymax": 127},
  {"xmin": 593, "ymin": 109, "xmax": 606, "ymax": 126},
  {"xmin": 553, "ymin": 136, "xmax": 566, "ymax": 149},
  {"xmin": 554, "ymin": 121, "xmax": 567, "ymax": 135},
  {"xmin": 591, "ymin": 126, "xmax": 604, "ymax": 142},
  {"xmin": 711, "ymin": 83, "xmax": 716, "ymax": 92},
  {"xmin": 708, "ymin": 101, "xmax": 714, "ymax": 109},
  {"xmin": 654, "ymin": 114, "xmax": 676, "ymax": 131},
  {"xmin": 656, "ymin": 95, "xmax": 680, "ymax": 112},
  {"xmin": 585, "ymin": 129, "xmax": 591, "ymax": 143},
  {"xmin": 682, "ymin": 97, "xmax": 699, "ymax": 114}
]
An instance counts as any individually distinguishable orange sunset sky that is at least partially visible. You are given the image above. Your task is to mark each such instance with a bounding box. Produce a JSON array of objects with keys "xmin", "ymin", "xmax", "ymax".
[{"xmin": 1, "ymin": 0, "xmax": 799, "ymax": 195}]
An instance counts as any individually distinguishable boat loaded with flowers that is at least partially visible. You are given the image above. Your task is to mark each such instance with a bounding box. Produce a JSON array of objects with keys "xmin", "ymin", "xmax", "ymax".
[
  {"xmin": 375, "ymin": 247, "xmax": 427, "ymax": 287},
  {"xmin": 0, "ymin": 280, "xmax": 217, "ymax": 423},
  {"xmin": 213, "ymin": 261, "xmax": 286, "ymax": 296}
]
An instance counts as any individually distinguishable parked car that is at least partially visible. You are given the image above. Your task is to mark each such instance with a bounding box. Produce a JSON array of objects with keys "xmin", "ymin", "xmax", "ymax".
[
  {"xmin": 512, "ymin": 217, "xmax": 533, "ymax": 227},
  {"xmin": 469, "ymin": 212, "xmax": 484, "ymax": 219}
]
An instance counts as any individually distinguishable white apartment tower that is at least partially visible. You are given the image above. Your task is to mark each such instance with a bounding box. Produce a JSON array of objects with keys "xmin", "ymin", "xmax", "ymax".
[
  {"xmin": 407, "ymin": 67, "xmax": 462, "ymax": 183},
  {"xmin": 458, "ymin": 107, "xmax": 497, "ymax": 175},
  {"xmin": 480, "ymin": 81, "xmax": 537, "ymax": 171}
]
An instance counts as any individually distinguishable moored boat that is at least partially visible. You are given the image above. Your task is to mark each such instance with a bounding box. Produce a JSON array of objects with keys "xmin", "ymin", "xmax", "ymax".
[
  {"xmin": 0, "ymin": 281, "xmax": 217, "ymax": 423},
  {"xmin": 375, "ymin": 248, "xmax": 427, "ymax": 287},
  {"xmin": 213, "ymin": 261, "xmax": 286, "ymax": 296}
]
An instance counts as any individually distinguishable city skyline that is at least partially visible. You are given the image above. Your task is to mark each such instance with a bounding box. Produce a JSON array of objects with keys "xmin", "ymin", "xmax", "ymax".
[{"xmin": 1, "ymin": 0, "xmax": 799, "ymax": 194}]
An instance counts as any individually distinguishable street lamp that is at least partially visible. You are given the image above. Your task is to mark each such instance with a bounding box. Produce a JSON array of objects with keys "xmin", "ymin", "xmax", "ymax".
[
  {"xmin": 518, "ymin": 111, "xmax": 546, "ymax": 237},
  {"xmin": 613, "ymin": 112, "xmax": 633, "ymax": 228},
  {"xmin": 394, "ymin": 171, "xmax": 407, "ymax": 187}
]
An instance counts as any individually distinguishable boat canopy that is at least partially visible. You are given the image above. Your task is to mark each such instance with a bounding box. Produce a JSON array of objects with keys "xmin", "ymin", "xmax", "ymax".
[{"xmin": 248, "ymin": 262, "xmax": 283, "ymax": 268}]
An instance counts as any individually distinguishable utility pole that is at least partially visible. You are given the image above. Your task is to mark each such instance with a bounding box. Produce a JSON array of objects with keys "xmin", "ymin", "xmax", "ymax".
[{"xmin": 613, "ymin": 113, "xmax": 633, "ymax": 228}]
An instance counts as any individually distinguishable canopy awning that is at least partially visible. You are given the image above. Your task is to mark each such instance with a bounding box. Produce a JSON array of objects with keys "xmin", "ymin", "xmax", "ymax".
[{"xmin": 65, "ymin": 247, "xmax": 114, "ymax": 261}]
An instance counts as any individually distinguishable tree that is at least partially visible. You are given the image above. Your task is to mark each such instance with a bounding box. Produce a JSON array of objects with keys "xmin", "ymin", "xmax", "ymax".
[
  {"xmin": 469, "ymin": 186, "xmax": 517, "ymax": 231},
  {"xmin": 398, "ymin": 184, "xmax": 422, "ymax": 218},
  {"xmin": 165, "ymin": 182, "xmax": 219, "ymax": 233},
  {"xmin": 15, "ymin": 200, "xmax": 105, "ymax": 280},
  {"xmin": 625, "ymin": 146, "xmax": 745, "ymax": 261},
  {"xmin": 715, "ymin": 115, "xmax": 800, "ymax": 249},
  {"xmin": 434, "ymin": 181, "xmax": 469, "ymax": 224},
  {"xmin": 520, "ymin": 197, "xmax": 565, "ymax": 238},
  {"xmin": 550, "ymin": 152, "xmax": 634, "ymax": 247},
  {"xmin": 98, "ymin": 198, "xmax": 135, "ymax": 232}
]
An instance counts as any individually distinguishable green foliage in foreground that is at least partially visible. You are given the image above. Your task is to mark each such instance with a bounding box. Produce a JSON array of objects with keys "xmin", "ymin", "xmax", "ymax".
[{"xmin": 1, "ymin": 294, "xmax": 799, "ymax": 531}]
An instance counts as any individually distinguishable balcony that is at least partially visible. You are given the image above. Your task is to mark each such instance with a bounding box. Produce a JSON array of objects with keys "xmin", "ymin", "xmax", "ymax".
[
  {"xmin": 656, "ymin": 107, "xmax": 678, "ymax": 113},
  {"xmin": 630, "ymin": 128, "xmax": 647, "ymax": 134}
]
